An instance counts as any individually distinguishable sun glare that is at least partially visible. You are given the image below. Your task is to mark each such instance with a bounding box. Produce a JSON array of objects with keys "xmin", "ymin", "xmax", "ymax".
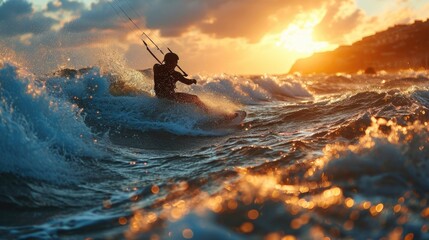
[{"xmin": 276, "ymin": 12, "xmax": 332, "ymax": 54}]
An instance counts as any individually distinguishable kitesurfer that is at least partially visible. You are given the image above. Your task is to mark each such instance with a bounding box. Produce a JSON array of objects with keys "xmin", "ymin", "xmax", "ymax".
[{"xmin": 153, "ymin": 52, "xmax": 207, "ymax": 112}]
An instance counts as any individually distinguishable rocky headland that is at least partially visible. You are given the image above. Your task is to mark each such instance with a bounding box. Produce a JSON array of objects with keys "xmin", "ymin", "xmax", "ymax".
[{"xmin": 289, "ymin": 19, "xmax": 429, "ymax": 74}]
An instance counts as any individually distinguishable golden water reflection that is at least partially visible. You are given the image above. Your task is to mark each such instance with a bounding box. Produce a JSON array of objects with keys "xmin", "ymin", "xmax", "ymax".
[{"xmin": 124, "ymin": 118, "xmax": 429, "ymax": 239}]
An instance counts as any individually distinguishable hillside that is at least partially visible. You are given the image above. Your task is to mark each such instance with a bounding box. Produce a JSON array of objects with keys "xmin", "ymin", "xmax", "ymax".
[{"xmin": 289, "ymin": 19, "xmax": 429, "ymax": 74}]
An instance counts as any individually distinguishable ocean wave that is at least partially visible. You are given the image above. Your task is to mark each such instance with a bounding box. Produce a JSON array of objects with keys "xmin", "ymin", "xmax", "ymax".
[
  {"xmin": 191, "ymin": 74, "xmax": 313, "ymax": 104},
  {"xmin": 0, "ymin": 63, "xmax": 103, "ymax": 183},
  {"xmin": 120, "ymin": 117, "xmax": 429, "ymax": 240},
  {"xmin": 278, "ymin": 89, "xmax": 429, "ymax": 140}
]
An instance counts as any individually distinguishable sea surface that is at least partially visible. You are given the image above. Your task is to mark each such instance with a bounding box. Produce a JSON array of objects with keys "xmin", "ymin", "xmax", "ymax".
[{"xmin": 1, "ymin": 61, "xmax": 429, "ymax": 239}]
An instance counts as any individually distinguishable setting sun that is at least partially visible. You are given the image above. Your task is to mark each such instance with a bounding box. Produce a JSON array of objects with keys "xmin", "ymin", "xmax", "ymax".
[{"xmin": 276, "ymin": 13, "xmax": 332, "ymax": 54}]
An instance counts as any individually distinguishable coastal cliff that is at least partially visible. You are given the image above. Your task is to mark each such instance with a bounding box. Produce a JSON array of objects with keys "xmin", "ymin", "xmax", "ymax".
[{"xmin": 289, "ymin": 19, "xmax": 429, "ymax": 74}]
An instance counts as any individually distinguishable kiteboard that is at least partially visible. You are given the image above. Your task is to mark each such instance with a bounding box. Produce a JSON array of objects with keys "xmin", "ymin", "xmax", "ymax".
[
  {"xmin": 198, "ymin": 110, "xmax": 246, "ymax": 129},
  {"xmin": 224, "ymin": 110, "xmax": 247, "ymax": 126}
]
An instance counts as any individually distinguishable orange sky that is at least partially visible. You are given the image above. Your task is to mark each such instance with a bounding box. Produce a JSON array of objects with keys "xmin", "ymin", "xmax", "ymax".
[
  {"xmin": 3, "ymin": 0, "xmax": 429, "ymax": 75},
  {"xmin": 123, "ymin": 0, "xmax": 429, "ymax": 74}
]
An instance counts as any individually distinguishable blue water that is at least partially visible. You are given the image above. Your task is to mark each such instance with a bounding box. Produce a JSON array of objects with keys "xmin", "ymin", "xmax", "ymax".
[{"xmin": 1, "ymin": 61, "xmax": 429, "ymax": 239}]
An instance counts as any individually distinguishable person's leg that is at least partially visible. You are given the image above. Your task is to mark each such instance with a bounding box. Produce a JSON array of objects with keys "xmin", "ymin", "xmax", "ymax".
[{"xmin": 174, "ymin": 92, "xmax": 208, "ymax": 112}]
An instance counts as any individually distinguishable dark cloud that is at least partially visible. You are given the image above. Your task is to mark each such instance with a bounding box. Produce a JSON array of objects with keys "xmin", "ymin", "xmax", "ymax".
[
  {"xmin": 0, "ymin": 0, "xmax": 57, "ymax": 37},
  {"xmin": 61, "ymin": 0, "xmax": 127, "ymax": 32},
  {"xmin": 57, "ymin": 0, "xmax": 329, "ymax": 42},
  {"xmin": 0, "ymin": 0, "xmax": 32, "ymax": 21},
  {"xmin": 47, "ymin": 0, "xmax": 85, "ymax": 12},
  {"xmin": 140, "ymin": 0, "xmax": 221, "ymax": 36}
]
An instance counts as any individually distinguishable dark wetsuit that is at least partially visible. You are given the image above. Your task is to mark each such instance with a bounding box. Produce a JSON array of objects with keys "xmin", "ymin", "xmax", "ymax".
[
  {"xmin": 153, "ymin": 64, "xmax": 208, "ymax": 111},
  {"xmin": 153, "ymin": 64, "xmax": 187, "ymax": 99}
]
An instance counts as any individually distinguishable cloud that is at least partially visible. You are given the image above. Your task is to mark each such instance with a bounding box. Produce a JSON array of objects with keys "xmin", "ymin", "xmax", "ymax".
[
  {"xmin": 2, "ymin": 0, "xmax": 429, "ymax": 75},
  {"xmin": 1, "ymin": 0, "xmax": 427, "ymax": 48},
  {"xmin": 139, "ymin": 0, "xmax": 329, "ymax": 42},
  {"xmin": 0, "ymin": 0, "xmax": 32, "ymax": 21},
  {"xmin": 198, "ymin": 1, "xmax": 329, "ymax": 42},
  {"xmin": 140, "ymin": 0, "xmax": 221, "ymax": 36},
  {"xmin": 313, "ymin": 0, "xmax": 365, "ymax": 44},
  {"xmin": 61, "ymin": 1, "xmax": 125, "ymax": 32},
  {"xmin": 0, "ymin": 0, "xmax": 57, "ymax": 37},
  {"xmin": 19, "ymin": 0, "xmax": 400, "ymax": 46},
  {"xmin": 57, "ymin": 0, "xmax": 331, "ymax": 42},
  {"xmin": 47, "ymin": 0, "xmax": 85, "ymax": 12}
]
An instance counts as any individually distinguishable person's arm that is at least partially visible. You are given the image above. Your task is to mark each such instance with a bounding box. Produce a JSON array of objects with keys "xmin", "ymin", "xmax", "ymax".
[{"xmin": 174, "ymin": 71, "xmax": 197, "ymax": 85}]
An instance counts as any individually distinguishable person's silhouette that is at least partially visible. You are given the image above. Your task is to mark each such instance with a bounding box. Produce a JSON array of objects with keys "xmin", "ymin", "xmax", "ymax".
[{"xmin": 153, "ymin": 52, "xmax": 207, "ymax": 112}]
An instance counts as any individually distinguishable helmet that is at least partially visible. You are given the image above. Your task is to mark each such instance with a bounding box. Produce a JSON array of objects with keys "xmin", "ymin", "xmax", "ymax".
[{"xmin": 163, "ymin": 52, "xmax": 179, "ymax": 63}]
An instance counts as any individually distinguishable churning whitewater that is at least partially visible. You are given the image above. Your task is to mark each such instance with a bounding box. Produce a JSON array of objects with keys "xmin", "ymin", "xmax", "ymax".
[{"xmin": 1, "ymin": 60, "xmax": 429, "ymax": 239}]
